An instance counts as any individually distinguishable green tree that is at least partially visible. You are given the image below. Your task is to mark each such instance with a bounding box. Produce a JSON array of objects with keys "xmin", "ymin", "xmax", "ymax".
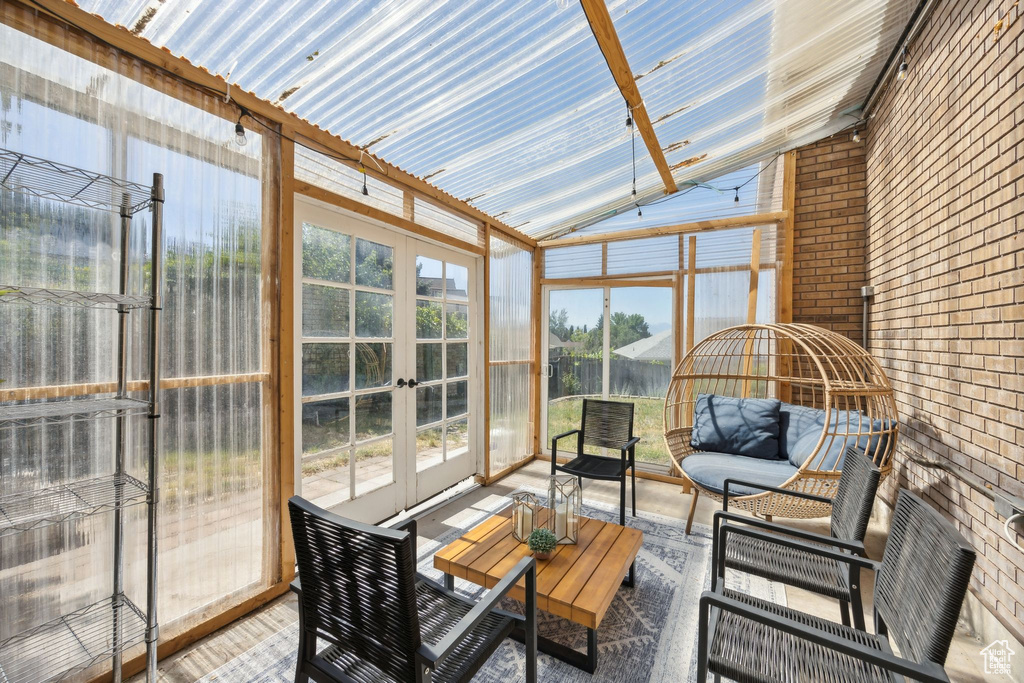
[{"xmin": 549, "ymin": 307, "xmax": 570, "ymax": 341}]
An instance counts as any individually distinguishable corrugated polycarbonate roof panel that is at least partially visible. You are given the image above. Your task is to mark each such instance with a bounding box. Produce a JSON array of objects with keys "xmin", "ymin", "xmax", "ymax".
[{"xmin": 77, "ymin": 0, "xmax": 913, "ymax": 239}]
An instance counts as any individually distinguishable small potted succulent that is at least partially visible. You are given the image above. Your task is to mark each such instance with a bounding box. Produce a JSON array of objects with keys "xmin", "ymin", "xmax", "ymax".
[{"xmin": 527, "ymin": 528, "xmax": 557, "ymax": 560}]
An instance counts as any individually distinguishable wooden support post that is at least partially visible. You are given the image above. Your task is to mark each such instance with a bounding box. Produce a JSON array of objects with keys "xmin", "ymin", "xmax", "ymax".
[
  {"xmin": 741, "ymin": 229, "xmax": 762, "ymax": 397},
  {"xmin": 483, "ymin": 224, "xmax": 492, "ymax": 480},
  {"xmin": 686, "ymin": 235, "xmax": 697, "ymax": 352},
  {"xmin": 279, "ymin": 134, "xmax": 296, "ymax": 582},
  {"xmin": 778, "ymin": 150, "xmax": 797, "ymax": 402},
  {"xmin": 531, "ymin": 249, "xmax": 544, "ymax": 456},
  {"xmin": 403, "ymin": 190, "xmax": 415, "ymax": 222}
]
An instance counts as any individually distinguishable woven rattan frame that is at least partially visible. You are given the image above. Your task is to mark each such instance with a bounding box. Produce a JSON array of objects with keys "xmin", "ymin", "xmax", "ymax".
[{"xmin": 665, "ymin": 323, "xmax": 898, "ymax": 518}]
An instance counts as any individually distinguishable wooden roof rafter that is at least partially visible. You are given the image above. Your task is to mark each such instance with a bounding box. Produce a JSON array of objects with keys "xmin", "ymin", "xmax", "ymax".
[{"xmin": 580, "ymin": 0, "xmax": 678, "ymax": 196}]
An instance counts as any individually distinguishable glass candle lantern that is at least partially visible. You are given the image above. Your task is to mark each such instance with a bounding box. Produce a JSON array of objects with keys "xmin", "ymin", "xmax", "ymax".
[
  {"xmin": 548, "ymin": 475, "xmax": 581, "ymax": 544},
  {"xmin": 511, "ymin": 492, "xmax": 539, "ymax": 542}
]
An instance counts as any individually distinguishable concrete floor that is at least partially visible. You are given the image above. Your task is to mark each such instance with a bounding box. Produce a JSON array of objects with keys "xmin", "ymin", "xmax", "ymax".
[{"xmin": 135, "ymin": 460, "xmax": 1007, "ymax": 682}]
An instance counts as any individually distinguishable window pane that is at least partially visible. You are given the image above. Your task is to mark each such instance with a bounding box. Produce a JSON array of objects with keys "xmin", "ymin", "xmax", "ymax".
[
  {"xmin": 355, "ymin": 343, "xmax": 392, "ymax": 389},
  {"xmin": 416, "ymin": 426, "xmax": 443, "ymax": 472},
  {"xmin": 447, "ymin": 381, "xmax": 468, "ymax": 418},
  {"xmin": 446, "ymin": 419, "xmax": 469, "ymax": 459},
  {"xmin": 416, "ymin": 255, "xmax": 443, "ymax": 296},
  {"xmin": 302, "ymin": 224, "xmax": 350, "ymax": 282},
  {"xmin": 446, "ymin": 263, "xmax": 469, "ymax": 301},
  {"xmin": 416, "ymin": 384, "xmax": 443, "ymax": 426},
  {"xmin": 301, "ymin": 398, "xmax": 350, "ymax": 456},
  {"xmin": 446, "ymin": 343, "xmax": 468, "ymax": 378},
  {"xmin": 355, "ymin": 238, "xmax": 394, "ymax": 289},
  {"xmin": 355, "ymin": 438, "xmax": 392, "ymax": 497},
  {"xmin": 355, "ymin": 291, "xmax": 393, "ymax": 338},
  {"xmin": 416, "ymin": 299, "xmax": 442, "ymax": 339},
  {"xmin": 417, "ymin": 343, "xmax": 443, "ymax": 382},
  {"xmin": 302, "ymin": 343, "xmax": 350, "ymax": 396},
  {"xmin": 446, "ymin": 303, "xmax": 468, "ymax": 339},
  {"xmin": 302, "ymin": 283, "xmax": 349, "ymax": 338},
  {"xmin": 355, "ymin": 391, "xmax": 392, "ymax": 441}
]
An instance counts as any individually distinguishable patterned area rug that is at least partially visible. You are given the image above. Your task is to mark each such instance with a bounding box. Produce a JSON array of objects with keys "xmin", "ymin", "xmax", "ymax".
[{"xmin": 200, "ymin": 490, "xmax": 785, "ymax": 682}]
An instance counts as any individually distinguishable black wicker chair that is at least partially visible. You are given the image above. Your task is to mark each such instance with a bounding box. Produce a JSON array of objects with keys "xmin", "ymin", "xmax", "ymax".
[
  {"xmin": 697, "ymin": 489, "xmax": 977, "ymax": 682},
  {"xmin": 711, "ymin": 448, "xmax": 882, "ymax": 629},
  {"xmin": 551, "ymin": 398, "xmax": 640, "ymax": 527},
  {"xmin": 288, "ymin": 496, "xmax": 537, "ymax": 683}
]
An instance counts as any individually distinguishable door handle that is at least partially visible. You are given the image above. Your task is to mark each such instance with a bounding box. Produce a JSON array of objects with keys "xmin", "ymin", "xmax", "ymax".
[
  {"xmin": 397, "ymin": 378, "xmax": 407, "ymax": 388},
  {"xmin": 407, "ymin": 378, "xmax": 419, "ymax": 388}
]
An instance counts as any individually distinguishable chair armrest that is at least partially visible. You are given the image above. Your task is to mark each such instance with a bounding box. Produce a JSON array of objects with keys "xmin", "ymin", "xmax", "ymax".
[
  {"xmin": 290, "ymin": 577, "xmax": 301, "ymax": 596},
  {"xmin": 699, "ymin": 590, "xmax": 950, "ymax": 682},
  {"xmin": 712, "ymin": 510, "xmax": 866, "ymax": 554},
  {"xmin": 722, "ymin": 478, "xmax": 832, "ymax": 510},
  {"xmin": 619, "ymin": 436, "xmax": 641, "ymax": 460},
  {"xmin": 418, "ymin": 556, "xmax": 537, "ymax": 667},
  {"xmin": 719, "ymin": 523, "xmax": 878, "ymax": 571},
  {"xmin": 551, "ymin": 429, "xmax": 581, "ymax": 463}
]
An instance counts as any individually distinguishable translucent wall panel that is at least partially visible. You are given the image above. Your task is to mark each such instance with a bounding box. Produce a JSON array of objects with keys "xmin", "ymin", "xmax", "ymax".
[
  {"xmin": 544, "ymin": 243, "xmax": 602, "ymax": 279},
  {"xmin": 488, "ymin": 236, "xmax": 532, "ymax": 472},
  {"xmin": 296, "ymin": 146, "xmax": 405, "ymax": 217},
  {"xmin": 606, "ymin": 235, "xmax": 679, "ymax": 275},
  {"xmin": 414, "ymin": 198, "xmax": 483, "ymax": 250},
  {"xmin": 0, "ymin": 14, "xmax": 267, "ymax": 653}
]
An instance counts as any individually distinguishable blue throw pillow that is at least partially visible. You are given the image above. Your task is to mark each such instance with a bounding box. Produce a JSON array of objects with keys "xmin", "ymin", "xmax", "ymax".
[
  {"xmin": 691, "ymin": 394, "xmax": 782, "ymax": 460},
  {"xmin": 788, "ymin": 412, "xmax": 894, "ymax": 469},
  {"xmin": 778, "ymin": 403, "xmax": 828, "ymax": 461}
]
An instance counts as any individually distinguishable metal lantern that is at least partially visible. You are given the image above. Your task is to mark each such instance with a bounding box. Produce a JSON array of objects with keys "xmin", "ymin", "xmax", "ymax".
[
  {"xmin": 511, "ymin": 492, "xmax": 539, "ymax": 542},
  {"xmin": 548, "ymin": 475, "xmax": 581, "ymax": 544}
]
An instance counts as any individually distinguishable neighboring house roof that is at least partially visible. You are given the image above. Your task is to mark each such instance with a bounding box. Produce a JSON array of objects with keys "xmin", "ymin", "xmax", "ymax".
[
  {"xmin": 548, "ymin": 331, "xmax": 582, "ymax": 349},
  {"xmin": 418, "ymin": 276, "xmax": 467, "ymax": 298},
  {"xmin": 612, "ymin": 329, "xmax": 673, "ymax": 361}
]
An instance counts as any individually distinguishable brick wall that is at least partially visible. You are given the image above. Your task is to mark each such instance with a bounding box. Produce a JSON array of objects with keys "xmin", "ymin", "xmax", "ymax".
[
  {"xmin": 792, "ymin": 131, "xmax": 868, "ymax": 341},
  {"xmin": 864, "ymin": 0, "xmax": 1024, "ymax": 643}
]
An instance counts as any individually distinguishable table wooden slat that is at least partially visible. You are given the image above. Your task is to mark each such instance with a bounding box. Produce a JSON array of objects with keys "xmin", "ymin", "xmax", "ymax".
[{"xmin": 434, "ymin": 510, "xmax": 642, "ymax": 631}]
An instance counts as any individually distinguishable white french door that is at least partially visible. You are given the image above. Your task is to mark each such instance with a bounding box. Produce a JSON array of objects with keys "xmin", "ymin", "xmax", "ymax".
[{"xmin": 294, "ymin": 197, "xmax": 480, "ymax": 522}]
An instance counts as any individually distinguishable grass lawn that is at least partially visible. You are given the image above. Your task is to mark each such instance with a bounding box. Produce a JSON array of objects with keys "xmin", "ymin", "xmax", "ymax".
[{"xmin": 547, "ymin": 395, "xmax": 670, "ymax": 466}]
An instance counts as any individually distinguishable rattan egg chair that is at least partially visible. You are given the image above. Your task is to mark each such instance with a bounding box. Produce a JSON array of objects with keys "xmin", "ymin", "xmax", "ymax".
[{"xmin": 664, "ymin": 323, "xmax": 898, "ymax": 531}]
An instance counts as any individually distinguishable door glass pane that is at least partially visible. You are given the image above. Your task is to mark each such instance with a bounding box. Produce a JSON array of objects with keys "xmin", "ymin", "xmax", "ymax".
[
  {"xmin": 302, "ymin": 283, "xmax": 349, "ymax": 337},
  {"xmin": 609, "ymin": 287, "xmax": 674, "ymax": 466},
  {"xmin": 446, "ymin": 381, "xmax": 468, "ymax": 418},
  {"xmin": 416, "ymin": 300, "xmax": 443, "ymax": 338},
  {"xmin": 445, "ymin": 303, "xmax": 469, "ymax": 339},
  {"xmin": 355, "ymin": 343, "xmax": 392, "ymax": 389},
  {"xmin": 446, "ymin": 343, "xmax": 468, "ymax": 378},
  {"xmin": 417, "ymin": 343, "xmax": 443, "ymax": 382},
  {"xmin": 302, "ymin": 343, "xmax": 350, "ymax": 396},
  {"xmin": 547, "ymin": 288, "xmax": 604, "ymax": 454},
  {"xmin": 355, "ymin": 438, "xmax": 393, "ymax": 497},
  {"xmin": 446, "ymin": 263, "xmax": 469, "ymax": 301},
  {"xmin": 416, "ymin": 255, "xmax": 444, "ymax": 296},
  {"xmin": 416, "ymin": 426, "xmax": 443, "ymax": 471},
  {"xmin": 302, "ymin": 224, "xmax": 351, "ymax": 282},
  {"xmin": 446, "ymin": 419, "xmax": 469, "ymax": 459},
  {"xmin": 355, "ymin": 238, "xmax": 394, "ymax": 289},
  {"xmin": 416, "ymin": 384, "xmax": 443, "ymax": 426},
  {"xmin": 301, "ymin": 398, "xmax": 350, "ymax": 457},
  {"xmin": 355, "ymin": 291, "xmax": 393, "ymax": 337},
  {"xmin": 354, "ymin": 391, "xmax": 392, "ymax": 441}
]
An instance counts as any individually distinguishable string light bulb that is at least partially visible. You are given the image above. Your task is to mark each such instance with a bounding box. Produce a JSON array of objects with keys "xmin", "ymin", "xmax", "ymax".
[
  {"xmin": 361, "ymin": 167, "xmax": 369, "ymax": 195},
  {"xmin": 733, "ymin": 187, "xmax": 740, "ymax": 203},
  {"xmin": 852, "ymin": 127, "xmax": 861, "ymax": 143},
  {"xmin": 234, "ymin": 109, "xmax": 248, "ymax": 147},
  {"xmin": 637, "ymin": 207, "xmax": 642, "ymax": 219},
  {"xmin": 896, "ymin": 48, "xmax": 908, "ymax": 81}
]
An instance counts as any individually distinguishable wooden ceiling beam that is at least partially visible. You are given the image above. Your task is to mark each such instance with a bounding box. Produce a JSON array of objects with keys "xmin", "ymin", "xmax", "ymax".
[
  {"xmin": 537, "ymin": 211, "xmax": 788, "ymax": 248},
  {"xmin": 580, "ymin": 0, "xmax": 677, "ymax": 195},
  {"xmin": 10, "ymin": 0, "xmax": 536, "ymax": 249}
]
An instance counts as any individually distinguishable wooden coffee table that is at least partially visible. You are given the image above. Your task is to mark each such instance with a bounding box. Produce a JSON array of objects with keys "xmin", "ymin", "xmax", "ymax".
[{"xmin": 433, "ymin": 506, "xmax": 643, "ymax": 673}]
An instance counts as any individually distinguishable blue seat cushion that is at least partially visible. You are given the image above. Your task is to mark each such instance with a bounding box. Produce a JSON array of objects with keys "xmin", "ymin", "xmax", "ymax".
[
  {"xmin": 691, "ymin": 394, "xmax": 782, "ymax": 460},
  {"xmin": 778, "ymin": 403, "xmax": 827, "ymax": 461},
  {"xmin": 788, "ymin": 412, "xmax": 895, "ymax": 469},
  {"xmin": 681, "ymin": 453, "xmax": 798, "ymax": 497}
]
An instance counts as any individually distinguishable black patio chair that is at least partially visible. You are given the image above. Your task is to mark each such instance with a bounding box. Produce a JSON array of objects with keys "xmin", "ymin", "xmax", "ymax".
[
  {"xmin": 551, "ymin": 398, "xmax": 640, "ymax": 527},
  {"xmin": 697, "ymin": 489, "xmax": 977, "ymax": 683},
  {"xmin": 711, "ymin": 448, "xmax": 882, "ymax": 629},
  {"xmin": 288, "ymin": 496, "xmax": 537, "ymax": 683}
]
